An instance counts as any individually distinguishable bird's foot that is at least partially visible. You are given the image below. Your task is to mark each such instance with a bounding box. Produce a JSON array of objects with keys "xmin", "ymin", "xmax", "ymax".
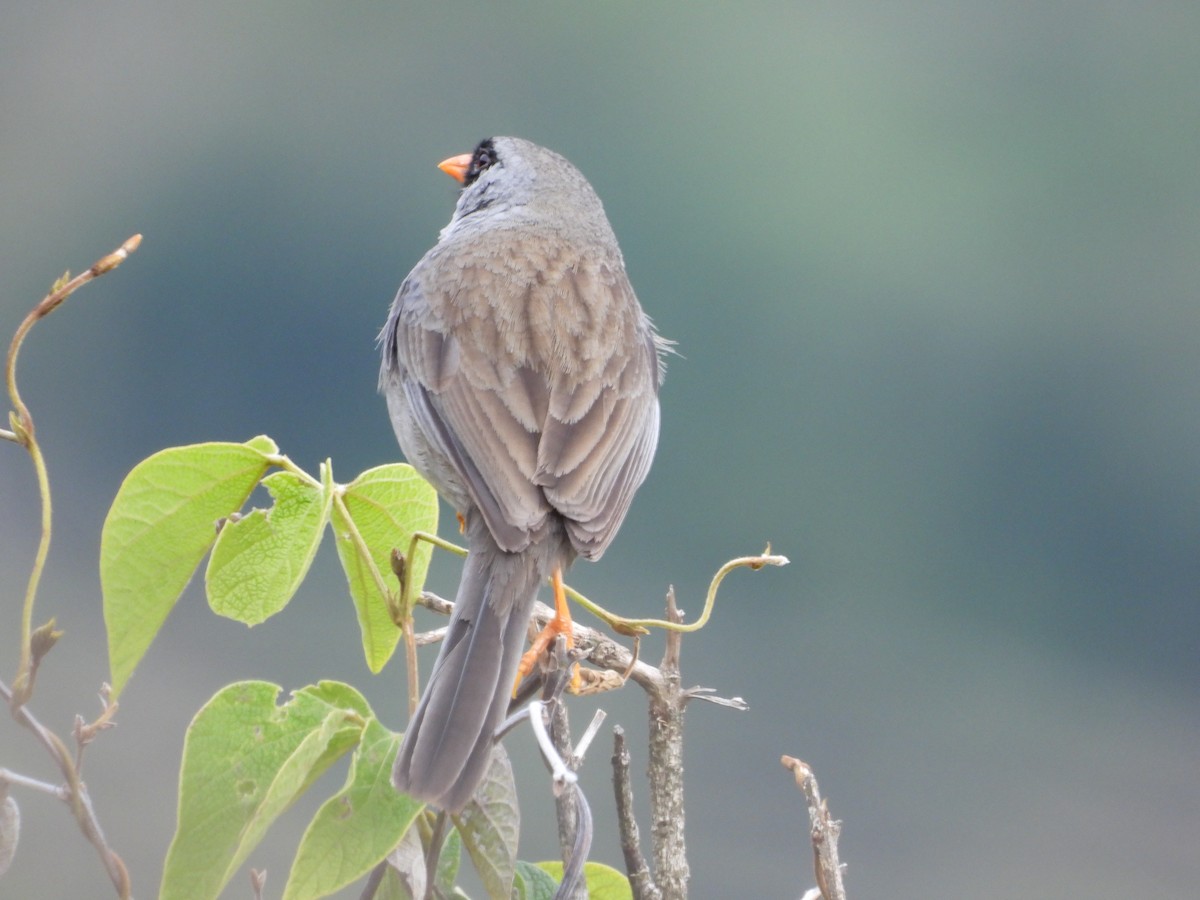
[{"xmin": 515, "ymin": 566, "xmax": 582, "ymax": 693}]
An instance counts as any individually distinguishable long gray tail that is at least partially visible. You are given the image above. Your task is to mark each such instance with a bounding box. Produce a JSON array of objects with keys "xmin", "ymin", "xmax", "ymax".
[{"xmin": 393, "ymin": 520, "xmax": 543, "ymax": 812}]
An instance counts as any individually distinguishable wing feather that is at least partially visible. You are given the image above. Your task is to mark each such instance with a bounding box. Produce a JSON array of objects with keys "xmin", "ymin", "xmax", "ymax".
[{"xmin": 382, "ymin": 237, "xmax": 662, "ymax": 559}]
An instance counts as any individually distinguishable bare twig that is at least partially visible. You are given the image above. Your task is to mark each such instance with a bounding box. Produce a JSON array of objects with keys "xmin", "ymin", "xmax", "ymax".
[
  {"xmin": 414, "ymin": 590, "xmax": 453, "ymax": 616},
  {"xmin": 573, "ymin": 708, "xmax": 606, "ymax": 761},
  {"xmin": 611, "ymin": 726, "xmax": 660, "ymax": 900},
  {"xmin": 411, "ymin": 625, "xmax": 449, "ymax": 646},
  {"xmin": 0, "ymin": 768, "xmax": 68, "ymax": 800},
  {"xmin": 73, "ymin": 684, "xmax": 119, "ymax": 771},
  {"xmin": 249, "ymin": 867, "xmax": 267, "ymax": 900},
  {"xmin": 781, "ymin": 755, "xmax": 847, "ymax": 900},
  {"xmin": 0, "ymin": 678, "xmax": 131, "ymax": 897}
]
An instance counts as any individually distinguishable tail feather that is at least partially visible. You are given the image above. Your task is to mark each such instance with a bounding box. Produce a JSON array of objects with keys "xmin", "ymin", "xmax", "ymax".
[{"xmin": 393, "ymin": 526, "xmax": 543, "ymax": 811}]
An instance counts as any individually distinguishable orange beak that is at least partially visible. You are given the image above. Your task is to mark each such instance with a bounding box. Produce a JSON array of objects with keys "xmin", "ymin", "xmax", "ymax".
[{"xmin": 437, "ymin": 153, "xmax": 472, "ymax": 184}]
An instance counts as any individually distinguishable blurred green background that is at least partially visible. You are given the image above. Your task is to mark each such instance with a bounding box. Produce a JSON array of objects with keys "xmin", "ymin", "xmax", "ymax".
[{"xmin": 2, "ymin": 3, "xmax": 1196, "ymax": 897}]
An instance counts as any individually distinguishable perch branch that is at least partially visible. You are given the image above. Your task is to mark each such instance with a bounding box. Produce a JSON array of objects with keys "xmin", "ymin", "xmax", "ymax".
[
  {"xmin": 645, "ymin": 588, "xmax": 689, "ymax": 899},
  {"xmin": 413, "ymin": 551, "xmax": 781, "ymax": 900}
]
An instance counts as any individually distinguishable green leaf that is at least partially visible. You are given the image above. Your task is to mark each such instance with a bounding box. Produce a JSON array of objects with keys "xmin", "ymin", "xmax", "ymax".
[
  {"xmin": 284, "ymin": 717, "xmax": 423, "ymax": 900},
  {"xmin": 452, "ymin": 745, "xmax": 520, "ymax": 900},
  {"xmin": 245, "ymin": 435, "xmax": 281, "ymax": 455},
  {"xmin": 514, "ymin": 861, "xmax": 559, "ymax": 900},
  {"xmin": 331, "ymin": 463, "xmax": 439, "ymax": 672},
  {"xmin": 101, "ymin": 438, "xmax": 275, "ymax": 696},
  {"xmin": 206, "ymin": 468, "xmax": 330, "ymax": 624},
  {"xmin": 435, "ymin": 827, "xmax": 464, "ymax": 894},
  {"xmin": 161, "ymin": 681, "xmax": 368, "ymax": 900},
  {"xmin": 535, "ymin": 861, "xmax": 633, "ymax": 900}
]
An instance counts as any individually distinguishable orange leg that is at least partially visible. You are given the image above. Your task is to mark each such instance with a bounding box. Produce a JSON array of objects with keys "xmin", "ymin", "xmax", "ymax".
[{"xmin": 516, "ymin": 565, "xmax": 581, "ymax": 692}]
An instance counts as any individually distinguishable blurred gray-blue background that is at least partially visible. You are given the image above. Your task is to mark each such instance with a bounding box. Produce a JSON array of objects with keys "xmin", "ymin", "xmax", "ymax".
[{"xmin": 2, "ymin": 4, "xmax": 1197, "ymax": 897}]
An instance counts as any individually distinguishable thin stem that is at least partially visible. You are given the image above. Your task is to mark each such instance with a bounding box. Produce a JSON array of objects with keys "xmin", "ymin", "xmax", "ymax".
[
  {"xmin": 402, "ymin": 616, "xmax": 420, "ymax": 716},
  {"xmin": 565, "ymin": 549, "xmax": 789, "ymax": 635},
  {"xmin": 407, "ymin": 529, "xmax": 468, "ymax": 557},
  {"xmin": 330, "ymin": 490, "xmax": 398, "ymax": 616},
  {"xmin": 5, "ymin": 235, "xmax": 142, "ymax": 432},
  {"xmin": 263, "ymin": 451, "xmax": 325, "ymax": 489},
  {"xmin": 398, "ymin": 531, "xmax": 468, "ymax": 714},
  {"xmin": 11, "ymin": 435, "xmax": 51, "ymax": 702},
  {"xmin": 0, "ymin": 767, "xmax": 69, "ymax": 800},
  {"xmin": 401, "ymin": 531, "xmax": 467, "ymax": 712},
  {"xmin": 400, "ymin": 530, "xmax": 454, "ymax": 621},
  {"xmin": 391, "ymin": 530, "xmax": 463, "ymax": 622},
  {"xmin": 399, "ymin": 533, "xmax": 787, "ymax": 639},
  {"xmin": 5, "ymin": 235, "xmax": 141, "ymax": 706}
]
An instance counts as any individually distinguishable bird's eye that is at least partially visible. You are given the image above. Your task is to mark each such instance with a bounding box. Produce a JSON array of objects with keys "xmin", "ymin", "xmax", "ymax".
[{"xmin": 465, "ymin": 139, "xmax": 497, "ymax": 185}]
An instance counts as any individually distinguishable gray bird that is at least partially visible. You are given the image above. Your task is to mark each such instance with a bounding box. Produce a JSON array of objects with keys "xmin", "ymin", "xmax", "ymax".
[{"xmin": 380, "ymin": 137, "xmax": 667, "ymax": 811}]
